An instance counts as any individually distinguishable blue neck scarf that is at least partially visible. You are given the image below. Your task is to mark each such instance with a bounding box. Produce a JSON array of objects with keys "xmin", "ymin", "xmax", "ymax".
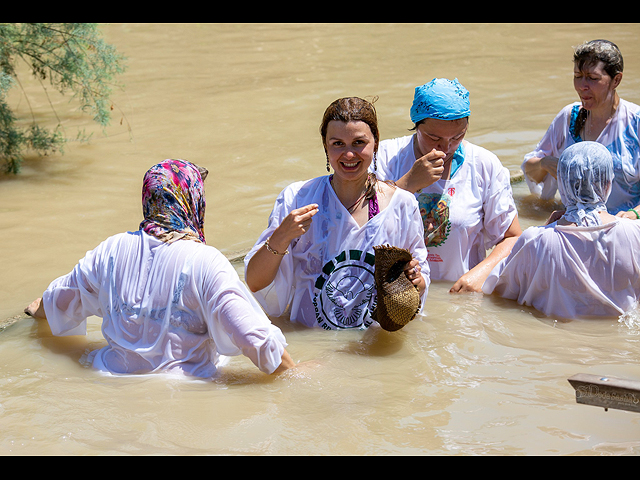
[{"xmin": 450, "ymin": 143, "xmax": 465, "ymax": 179}]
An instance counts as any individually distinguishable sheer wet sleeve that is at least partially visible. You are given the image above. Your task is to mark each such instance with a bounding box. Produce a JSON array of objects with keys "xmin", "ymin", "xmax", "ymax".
[
  {"xmin": 403, "ymin": 191, "xmax": 431, "ymax": 304},
  {"xmin": 41, "ymin": 245, "xmax": 104, "ymax": 336},
  {"xmin": 203, "ymin": 254, "xmax": 287, "ymax": 374},
  {"xmin": 482, "ymin": 156, "xmax": 519, "ymax": 250},
  {"xmin": 521, "ymin": 105, "xmax": 577, "ymax": 200},
  {"xmin": 482, "ymin": 226, "xmax": 534, "ymax": 295},
  {"xmin": 244, "ymin": 188, "xmax": 295, "ymax": 317}
]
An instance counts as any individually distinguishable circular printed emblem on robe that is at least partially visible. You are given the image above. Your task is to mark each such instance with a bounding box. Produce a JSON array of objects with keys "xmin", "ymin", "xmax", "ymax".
[
  {"xmin": 417, "ymin": 192, "xmax": 452, "ymax": 247},
  {"xmin": 312, "ymin": 249, "xmax": 377, "ymax": 330}
]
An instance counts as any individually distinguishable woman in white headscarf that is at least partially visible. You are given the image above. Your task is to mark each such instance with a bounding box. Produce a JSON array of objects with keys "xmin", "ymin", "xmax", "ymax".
[{"xmin": 483, "ymin": 142, "xmax": 640, "ymax": 319}]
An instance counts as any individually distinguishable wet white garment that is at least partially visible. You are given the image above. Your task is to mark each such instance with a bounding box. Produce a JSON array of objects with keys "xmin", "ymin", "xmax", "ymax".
[
  {"xmin": 482, "ymin": 218, "xmax": 640, "ymax": 319},
  {"xmin": 375, "ymin": 136, "xmax": 518, "ymax": 282},
  {"xmin": 521, "ymin": 99, "xmax": 640, "ymax": 213},
  {"xmin": 244, "ymin": 175, "xmax": 429, "ymax": 330},
  {"xmin": 42, "ymin": 230, "xmax": 287, "ymax": 377}
]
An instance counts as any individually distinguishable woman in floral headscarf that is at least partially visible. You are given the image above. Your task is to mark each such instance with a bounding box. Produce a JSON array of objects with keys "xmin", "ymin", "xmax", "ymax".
[
  {"xmin": 25, "ymin": 159, "xmax": 294, "ymax": 378},
  {"xmin": 483, "ymin": 142, "xmax": 640, "ymax": 319},
  {"xmin": 139, "ymin": 159, "xmax": 207, "ymax": 243}
]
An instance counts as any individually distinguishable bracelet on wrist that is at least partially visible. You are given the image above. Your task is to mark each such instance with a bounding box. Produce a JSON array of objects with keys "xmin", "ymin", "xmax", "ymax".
[
  {"xmin": 265, "ymin": 236, "xmax": 289, "ymax": 256},
  {"xmin": 628, "ymin": 209, "xmax": 640, "ymax": 220}
]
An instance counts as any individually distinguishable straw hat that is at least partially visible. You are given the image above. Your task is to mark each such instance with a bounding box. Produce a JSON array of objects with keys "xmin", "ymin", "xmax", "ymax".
[{"xmin": 372, "ymin": 245, "xmax": 421, "ymax": 331}]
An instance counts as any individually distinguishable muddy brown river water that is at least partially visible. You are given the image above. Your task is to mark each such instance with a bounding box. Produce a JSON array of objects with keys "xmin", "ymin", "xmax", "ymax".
[{"xmin": 1, "ymin": 23, "xmax": 640, "ymax": 455}]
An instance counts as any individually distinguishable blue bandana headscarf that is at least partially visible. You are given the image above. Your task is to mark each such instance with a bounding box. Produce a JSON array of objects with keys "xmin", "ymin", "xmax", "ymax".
[{"xmin": 410, "ymin": 78, "xmax": 470, "ymax": 124}]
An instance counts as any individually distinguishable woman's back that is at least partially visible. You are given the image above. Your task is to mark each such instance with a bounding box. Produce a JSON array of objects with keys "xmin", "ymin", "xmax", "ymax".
[
  {"xmin": 44, "ymin": 229, "xmax": 287, "ymax": 378},
  {"xmin": 484, "ymin": 218, "xmax": 640, "ymax": 318}
]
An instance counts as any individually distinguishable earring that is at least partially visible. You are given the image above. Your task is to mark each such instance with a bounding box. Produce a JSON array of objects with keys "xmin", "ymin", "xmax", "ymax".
[
  {"xmin": 373, "ymin": 152, "xmax": 378, "ymax": 172},
  {"xmin": 326, "ymin": 155, "xmax": 330, "ymax": 173}
]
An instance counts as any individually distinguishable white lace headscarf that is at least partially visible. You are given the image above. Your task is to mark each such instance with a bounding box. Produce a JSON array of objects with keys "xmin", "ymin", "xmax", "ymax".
[{"xmin": 557, "ymin": 141, "xmax": 613, "ymax": 226}]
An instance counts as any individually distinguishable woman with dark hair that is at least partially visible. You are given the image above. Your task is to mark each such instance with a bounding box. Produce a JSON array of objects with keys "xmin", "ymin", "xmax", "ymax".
[
  {"xmin": 244, "ymin": 97, "xmax": 429, "ymax": 330},
  {"xmin": 521, "ymin": 39, "xmax": 640, "ymax": 218},
  {"xmin": 25, "ymin": 159, "xmax": 294, "ymax": 378}
]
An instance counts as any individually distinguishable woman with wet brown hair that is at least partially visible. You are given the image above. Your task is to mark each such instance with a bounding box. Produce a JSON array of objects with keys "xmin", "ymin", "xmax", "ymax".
[
  {"xmin": 244, "ymin": 97, "xmax": 429, "ymax": 330},
  {"xmin": 521, "ymin": 39, "xmax": 640, "ymax": 219}
]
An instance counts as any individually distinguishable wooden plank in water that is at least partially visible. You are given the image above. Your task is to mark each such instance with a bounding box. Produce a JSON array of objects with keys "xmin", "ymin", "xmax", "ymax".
[
  {"xmin": 568, "ymin": 373, "xmax": 640, "ymax": 413},
  {"xmin": 226, "ymin": 249, "xmax": 249, "ymax": 264}
]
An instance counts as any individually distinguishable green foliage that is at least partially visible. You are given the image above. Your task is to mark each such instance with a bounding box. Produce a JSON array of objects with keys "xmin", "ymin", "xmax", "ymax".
[{"xmin": 0, "ymin": 23, "xmax": 126, "ymax": 173}]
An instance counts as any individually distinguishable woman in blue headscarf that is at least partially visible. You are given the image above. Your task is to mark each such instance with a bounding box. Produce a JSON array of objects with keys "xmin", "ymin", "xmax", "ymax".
[
  {"xmin": 375, "ymin": 78, "xmax": 521, "ymax": 293},
  {"xmin": 483, "ymin": 142, "xmax": 640, "ymax": 319}
]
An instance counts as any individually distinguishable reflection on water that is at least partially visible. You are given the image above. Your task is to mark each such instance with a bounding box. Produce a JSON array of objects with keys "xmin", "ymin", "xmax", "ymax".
[{"xmin": 2, "ymin": 23, "xmax": 640, "ymax": 455}]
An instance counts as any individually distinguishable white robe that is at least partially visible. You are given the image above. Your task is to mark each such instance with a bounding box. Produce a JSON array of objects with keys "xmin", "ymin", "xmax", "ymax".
[
  {"xmin": 244, "ymin": 175, "xmax": 429, "ymax": 330},
  {"xmin": 482, "ymin": 218, "xmax": 640, "ymax": 319},
  {"xmin": 521, "ymin": 99, "xmax": 640, "ymax": 214},
  {"xmin": 42, "ymin": 230, "xmax": 287, "ymax": 377},
  {"xmin": 375, "ymin": 136, "xmax": 518, "ymax": 282}
]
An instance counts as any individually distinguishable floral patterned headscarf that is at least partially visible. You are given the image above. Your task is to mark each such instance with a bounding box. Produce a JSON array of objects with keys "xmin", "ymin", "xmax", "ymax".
[{"xmin": 139, "ymin": 159, "xmax": 206, "ymax": 244}]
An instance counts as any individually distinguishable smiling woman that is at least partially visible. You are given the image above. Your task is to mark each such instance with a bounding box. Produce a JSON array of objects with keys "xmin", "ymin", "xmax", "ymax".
[
  {"xmin": 244, "ymin": 97, "xmax": 429, "ymax": 330},
  {"xmin": 323, "ymin": 106, "xmax": 386, "ymax": 227},
  {"xmin": 326, "ymin": 121, "xmax": 374, "ymax": 178}
]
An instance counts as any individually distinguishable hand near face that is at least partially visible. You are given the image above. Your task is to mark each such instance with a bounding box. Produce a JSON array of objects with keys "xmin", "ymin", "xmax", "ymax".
[{"xmin": 409, "ymin": 149, "xmax": 447, "ymax": 190}]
